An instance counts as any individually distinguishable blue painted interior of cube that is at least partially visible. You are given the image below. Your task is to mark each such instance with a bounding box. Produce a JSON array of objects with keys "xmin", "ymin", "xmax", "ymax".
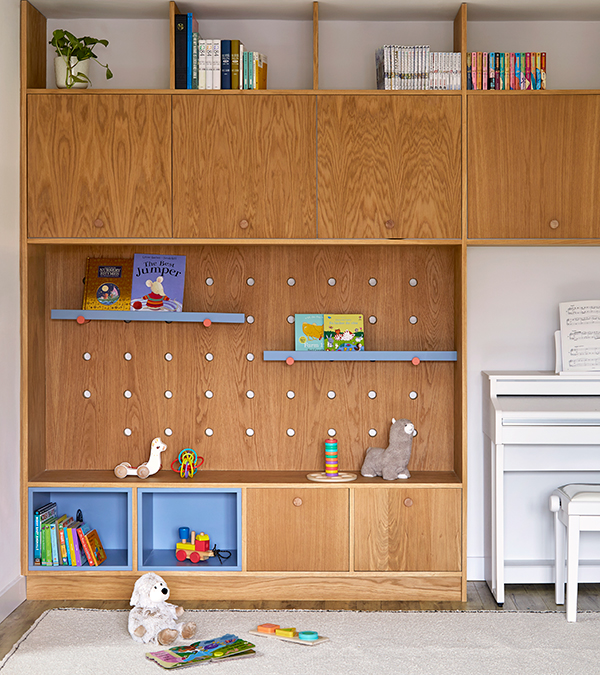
[
  {"xmin": 138, "ymin": 489, "xmax": 242, "ymax": 571},
  {"xmin": 29, "ymin": 488, "xmax": 132, "ymax": 570}
]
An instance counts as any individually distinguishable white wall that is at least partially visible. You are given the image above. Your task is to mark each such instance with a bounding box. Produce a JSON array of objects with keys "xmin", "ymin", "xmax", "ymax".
[{"xmin": 0, "ymin": 0, "xmax": 26, "ymax": 623}]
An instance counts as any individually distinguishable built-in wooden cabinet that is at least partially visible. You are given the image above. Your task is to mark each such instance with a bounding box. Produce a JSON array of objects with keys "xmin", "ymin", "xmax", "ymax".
[
  {"xmin": 317, "ymin": 94, "xmax": 462, "ymax": 239},
  {"xmin": 354, "ymin": 487, "xmax": 461, "ymax": 572},
  {"xmin": 173, "ymin": 95, "xmax": 316, "ymax": 239},
  {"xmin": 468, "ymin": 94, "xmax": 600, "ymax": 240},
  {"xmin": 20, "ymin": 0, "xmax": 469, "ymax": 604},
  {"xmin": 27, "ymin": 94, "xmax": 172, "ymax": 238},
  {"xmin": 246, "ymin": 488, "xmax": 349, "ymax": 571}
]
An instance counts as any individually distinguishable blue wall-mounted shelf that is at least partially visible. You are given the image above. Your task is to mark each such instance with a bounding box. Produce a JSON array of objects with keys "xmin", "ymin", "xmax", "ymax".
[
  {"xmin": 263, "ymin": 350, "xmax": 458, "ymax": 362},
  {"xmin": 51, "ymin": 310, "xmax": 245, "ymax": 324}
]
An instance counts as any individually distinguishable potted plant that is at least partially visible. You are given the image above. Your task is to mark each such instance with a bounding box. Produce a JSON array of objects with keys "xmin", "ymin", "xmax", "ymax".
[{"xmin": 50, "ymin": 29, "xmax": 113, "ymax": 89}]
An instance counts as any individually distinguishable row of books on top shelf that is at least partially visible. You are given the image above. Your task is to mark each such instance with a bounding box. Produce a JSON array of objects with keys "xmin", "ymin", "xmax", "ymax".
[
  {"xmin": 295, "ymin": 314, "xmax": 365, "ymax": 352},
  {"xmin": 83, "ymin": 254, "xmax": 186, "ymax": 312},
  {"xmin": 33, "ymin": 502, "xmax": 106, "ymax": 567},
  {"xmin": 175, "ymin": 13, "xmax": 267, "ymax": 90},
  {"xmin": 467, "ymin": 52, "xmax": 546, "ymax": 90},
  {"xmin": 376, "ymin": 45, "xmax": 461, "ymax": 91}
]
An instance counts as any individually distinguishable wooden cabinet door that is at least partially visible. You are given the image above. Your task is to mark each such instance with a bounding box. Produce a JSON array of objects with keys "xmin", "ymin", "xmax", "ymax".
[
  {"xmin": 468, "ymin": 95, "xmax": 600, "ymax": 239},
  {"xmin": 173, "ymin": 95, "xmax": 316, "ymax": 238},
  {"xmin": 354, "ymin": 488, "xmax": 461, "ymax": 572},
  {"xmin": 317, "ymin": 95, "xmax": 462, "ymax": 239},
  {"xmin": 246, "ymin": 488, "xmax": 349, "ymax": 571},
  {"xmin": 27, "ymin": 94, "xmax": 172, "ymax": 238}
]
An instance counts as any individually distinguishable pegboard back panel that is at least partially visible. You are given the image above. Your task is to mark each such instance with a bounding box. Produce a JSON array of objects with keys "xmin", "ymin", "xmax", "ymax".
[{"xmin": 43, "ymin": 244, "xmax": 458, "ymax": 474}]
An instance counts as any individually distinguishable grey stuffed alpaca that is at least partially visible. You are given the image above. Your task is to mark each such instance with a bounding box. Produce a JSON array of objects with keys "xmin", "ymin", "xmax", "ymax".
[{"xmin": 360, "ymin": 418, "xmax": 416, "ymax": 480}]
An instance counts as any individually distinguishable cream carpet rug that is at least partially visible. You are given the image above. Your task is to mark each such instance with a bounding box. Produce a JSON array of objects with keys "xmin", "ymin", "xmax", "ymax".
[{"xmin": 2, "ymin": 607, "xmax": 599, "ymax": 674}]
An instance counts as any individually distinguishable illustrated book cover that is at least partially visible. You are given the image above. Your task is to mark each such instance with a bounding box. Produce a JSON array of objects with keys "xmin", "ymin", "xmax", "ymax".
[
  {"xmin": 82, "ymin": 258, "xmax": 134, "ymax": 312},
  {"xmin": 324, "ymin": 314, "xmax": 365, "ymax": 351},
  {"xmin": 85, "ymin": 528, "xmax": 107, "ymax": 566},
  {"xmin": 34, "ymin": 502, "xmax": 57, "ymax": 565},
  {"xmin": 295, "ymin": 314, "xmax": 324, "ymax": 351},
  {"xmin": 131, "ymin": 254, "xmax": 186, "ymax": 312},
  {"xmin": 145, "ymin": 634, "xmax": 256, "ymax": 669}
]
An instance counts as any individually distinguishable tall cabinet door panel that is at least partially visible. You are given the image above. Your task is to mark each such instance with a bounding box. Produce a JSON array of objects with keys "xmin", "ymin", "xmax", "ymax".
[
  {"xmin": 354, "ymin": 488, "xmax": 461, "ymax": 572},
  {"xmin": 27, "ymin": 94, "xmax": 172, "ymax": 238},
  {"xmin": 173, "ymin": 95, "xmax": 316, "ymax": 239},
  {"xmin": 246, "ymin": 488, "xmax": 349, "ymax": 571},
  {"xmin": 468, "ymin": 95, "xmax": 600, "ymax": 239},
  {"xmin": 317, "ymin": 95, "xmax": 462, "ymax": 239}
]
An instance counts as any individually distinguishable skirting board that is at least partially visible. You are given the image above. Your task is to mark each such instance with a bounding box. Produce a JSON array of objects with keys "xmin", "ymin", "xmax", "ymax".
[
  {"xmin": 26, "ymin": 573, "xmax": 464, "ymax": 602},
  {"xmin": 0, "ymin": 576, "xmax": 26, "ymax": 624}
]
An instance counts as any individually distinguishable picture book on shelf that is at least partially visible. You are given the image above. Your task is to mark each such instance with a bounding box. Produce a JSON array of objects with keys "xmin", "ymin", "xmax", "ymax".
[
  {"xmin": 82, "ymin": 258, "xmax": 134, "ymax": 312},
  {"xmin": 85, "ymin": 528, "xmax": 107, "ymax": 566},
  {"xmin": 146, "ymin": 634, "xmax": 256, "ymax": 669},
  {"xmin": 131, "ymin": 254, "xmax": 186, "ymax": 312},
  {"xmin": 324, "ymin": 314, "xmax": 365, "ymax": 351},
  {"xmin": 295, "ymin": 314, "xmax": 324, "ymax": 351},
  {"xmin": 34, "ymin": 502, "xmax": 57, "ymax": 565}
]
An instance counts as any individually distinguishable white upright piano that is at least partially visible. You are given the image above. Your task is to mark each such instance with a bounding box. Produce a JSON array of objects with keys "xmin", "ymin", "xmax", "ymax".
[{"xmin": 483, "ymin": 371, "xmax": 600, "ymax": 605}]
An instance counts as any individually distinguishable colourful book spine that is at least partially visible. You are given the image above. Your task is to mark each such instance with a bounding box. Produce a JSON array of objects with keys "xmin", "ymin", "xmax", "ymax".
[
  {"xmin": 498, "ymin": 53, "xmax": 504, "ymax": 90},
  {"xmin": 77, "ymin": 524, "xmax": 95, "ymax": 566},
  {"xmin": 49, "ymin": 520, "xmax": 60, "ymax": 566},
  {"xmin": 535, "ymin": 52, "xmax": 541, "ymax": 90},
  {"xmin": 471, "ymin": 52, "xmax": 477, "ymax": 90},
  {"xmin": 495, "ymin": 54, "xmax": 500, "ymax": 89},
  {"xmin": 514, "ymin": 53, "xmax": 521, "ymax": 90},
  {"xmin": 519, "ymin": 53, "xmax": 526, "ymax": 89},
  {"xmin": 482, "ymin": 52, "xmax": 488, "ymax": 90},
  {"xmin": 509, "ymin": 53, "xmax": 515, "ymax": 90},
  {"xmin": 231, "ymin": 39, "xmax": 240, "ymax": 90},
  {"xmin": 525, "ymin": 52, "xmax": 531, "ymax": 90},
  {"xmin": 540, "ymin": 52, "xmax": 546, "ymax": 90},
  {"xmin": 488, "ymin": 52, "xmax": 495, "ymax": 90},
  {"xmin": 58, "ymin": 520, "xmax": 68, "ymax": 565},
  {"xmin": 476, "ymin": 52, "xmax": 482, "ymax": 90},
  {"xmin": 504, "ymin": 53, "xmax": 509, "ymax": 90},
  {"xmin": 466, "ymin": 51, "xmax": 472, "ymax": 89},
  {"xmin": 34, "ymin": 502, "xmax": 56, "ymax": 565},
  {"xmin": 221, "ymin": 39, "xmax": 231, "ymax": 89},
  {"xmin": 43, "ymin": 521, "xmax": 53, "ymax": 566},
  {"xmin": 67, "ymin": 524, "xmax": 79, "ymax": 566}
]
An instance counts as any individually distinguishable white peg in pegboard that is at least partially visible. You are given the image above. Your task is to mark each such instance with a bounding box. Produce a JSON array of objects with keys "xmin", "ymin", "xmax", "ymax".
[
  {"xmin": 165, "ymin": 390, "xmax": 173, "ymax": 399},
  {"xmin": 368, "ymin": 391, "xmax": 377, "ymax": 399},
  {"xmin": 205, "ymin": 428, "xmax": 214, "ymax": 437},
  {"xmin": 124, "ymin": 428, "xmax": 132, "ymax": 436},
  {"xmin": 246, "ymin": 353, "xmax": 255, "ymax": 361},
  {"xmin": 286, "ymin": 391, "xmax": 295, "ymax": 399},
  {"xmin": 246, "ymin": 428, "xmax": 254, "ymax": 437},
  {"xmin": 246, "ymin": 390, "xmax": 255, "ymax": 399},
  {"xmin": 165, "ymin": 428, "xmax": 173, "ymax": 436},
  {"xmin": 409, "ymin": 278, "xmax": 418, "ymax": 287},
  {"xmin": 205, "ymin": 390, "xmax": 213, "ymax": 399},
  {"xmin": 165, "ymin": 352, "xmax": 173, "ymax": 361},
  {"xmin": 124, "ymin": 390, "xmax": 132, "ymax": 399},
  {"xmin": 83, "ymin": 390, "xmax": 91, "ymax": 398},
  {"xmin": 368, "ymin": 277, "xmax": 377, "ymax": 286},
  {"xmin": 124, "ymin": 352, "xmax": 132, "ymax": 361},
  {"xmin": 205, "ymin": 353, "xmax": 214, "ymax": 361},
  {"xmin": 83, "ymin": 352, "xmax": 91, "ymax": 361}
]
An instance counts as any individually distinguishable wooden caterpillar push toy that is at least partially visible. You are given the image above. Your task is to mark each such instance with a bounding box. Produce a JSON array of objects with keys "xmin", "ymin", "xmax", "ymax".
[{"xmin": 175, "ymin": 527, "xmax": 214, "ymax": 564}]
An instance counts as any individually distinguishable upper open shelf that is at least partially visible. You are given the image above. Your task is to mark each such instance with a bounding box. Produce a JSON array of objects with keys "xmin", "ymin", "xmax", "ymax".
[{"xmin": 51, "ymin": 309, "xmax": 245, "ymax": 324}]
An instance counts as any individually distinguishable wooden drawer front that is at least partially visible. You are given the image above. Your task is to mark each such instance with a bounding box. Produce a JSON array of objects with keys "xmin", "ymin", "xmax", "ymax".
[
  {"xmin": 354, "ymin": 488, "xmax": 461, "ymax": 572},
  {"xmin": 27, "ymin": 94, "xmax": 172, "ymax": 238},
  {"xmin": 468, "ymin": 94, "xmax": 600, "ymax": 239},
  {"xmin": 173, "ymin": 95, "xmax": 316, "ymax": 239},
  {"xmin": 246, "ymin": 488, "xmax": 349, "ymax": 571},
  {"xmin": 317, "ymin": 95, "xmax": 462, "ymax": 239}
]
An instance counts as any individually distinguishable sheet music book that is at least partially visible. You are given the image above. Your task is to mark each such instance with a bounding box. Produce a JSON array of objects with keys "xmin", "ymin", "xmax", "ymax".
[{"xmin": 559, "ymin": 300, "xmax": 600, "ymax": 372}]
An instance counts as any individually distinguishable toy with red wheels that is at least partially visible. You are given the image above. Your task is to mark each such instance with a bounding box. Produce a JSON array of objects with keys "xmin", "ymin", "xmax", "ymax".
[{"xmin": 175, "ymin": 527, "xmax": 214, "ymax": 563}]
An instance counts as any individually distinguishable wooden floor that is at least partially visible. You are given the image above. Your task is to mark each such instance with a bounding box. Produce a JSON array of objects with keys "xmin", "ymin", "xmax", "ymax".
[{"xmin": 2, "ymin": 582, "xmax": 600, "ymax": 661}]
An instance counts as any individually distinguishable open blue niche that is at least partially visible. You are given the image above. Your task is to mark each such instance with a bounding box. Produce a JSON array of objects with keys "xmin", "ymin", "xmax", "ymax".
[
  {"xmin": 138, "ymin": 488, "xmax": 242, "ymax": 572},
  {"xmin": 28, "ymin": 487, "xmax": 132, "ymax": 571}
]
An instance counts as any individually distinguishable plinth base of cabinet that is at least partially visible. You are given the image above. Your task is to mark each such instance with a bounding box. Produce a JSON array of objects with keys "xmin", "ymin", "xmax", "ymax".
[{"xmin": 26, "ymin": 573, "xmax": 464, "ymax": 602}]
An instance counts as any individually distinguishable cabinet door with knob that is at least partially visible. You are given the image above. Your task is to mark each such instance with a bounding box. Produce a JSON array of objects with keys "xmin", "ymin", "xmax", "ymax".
[
  {"xmin": 354, "ymin": 488, "xmax": 461, "ymax": 572},
  {"xmin": 468, "ymin": 94, "xmax": 600, "ymax": 239},
  {"xmin": 317, "ymin": 94, "xmax": 462, "ymax": 239},
  {"xmin": 246, "ymin": 488, "xmax": 349, "ymax": 571},
  {"xmin": 27, "ymin": 94, "xmax": 172, "ymax": 238},
  {"xmin": 173, "ymin": 95, "xmax": 316, "ymax": 239}
]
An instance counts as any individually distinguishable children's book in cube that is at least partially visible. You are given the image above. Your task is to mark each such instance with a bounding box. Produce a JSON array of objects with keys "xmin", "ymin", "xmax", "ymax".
[
  {"xmin": 131, "ymin": 254, "xmax": 186, "ymax": 312},
  {"xmin": 295, "ymin": 314, "xmax": 324, "ymax": 351},
  {"xmin": 324, "ymin": 314, "xmax": 365, "ymax": 351}
]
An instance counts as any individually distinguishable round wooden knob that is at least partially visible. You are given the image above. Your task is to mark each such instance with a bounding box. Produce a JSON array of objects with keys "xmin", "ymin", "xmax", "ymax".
[
  {"xmin": 94, "ymin": 219, "xmax": 104, "ymax": 228},
  {"xmin": 239, "ymin": 219, "xmax": 249, "ymax": 229},
  {"xmin": 292, "ymin": 497, "xmax": 303, "ymax": 507},
  {"xmin": 549, "ymin": 219, "xmax": 559, "ymax": 229},
  {"xmin": 384, "ymin": 219, "xmax": 395, "ymax": 229},
  {"xmin": 404, "ymin": 498, "xmax": 413, "ymax": 507}
]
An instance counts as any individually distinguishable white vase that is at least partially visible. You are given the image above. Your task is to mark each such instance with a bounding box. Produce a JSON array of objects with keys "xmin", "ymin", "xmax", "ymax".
[{"xmin": 54, "ymin": 56, "xmax": 90, "ymax": 89}]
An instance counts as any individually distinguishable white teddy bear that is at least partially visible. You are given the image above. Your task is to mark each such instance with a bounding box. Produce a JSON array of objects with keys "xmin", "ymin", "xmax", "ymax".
[{"xmin": 128, "ymin": 572, "xmax": 196, "ymax": 646}]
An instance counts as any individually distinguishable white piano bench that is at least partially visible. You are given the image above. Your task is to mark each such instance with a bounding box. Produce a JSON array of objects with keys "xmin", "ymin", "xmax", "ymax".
[{"xmin": 550, "ymin": 484, "xmax": 600, "ymax": 622}]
